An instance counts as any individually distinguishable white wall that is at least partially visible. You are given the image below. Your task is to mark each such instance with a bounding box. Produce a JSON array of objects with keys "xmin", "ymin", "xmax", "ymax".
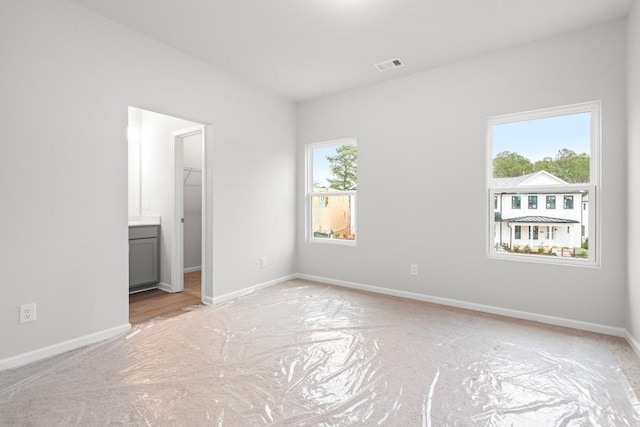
[
  {"xmin": 183, "ymin": 133, "xmax": 202, "ymax": 271},
  {"xmin": 128, "ymin": 107, "xmax": 142, "ymax": 216},
  {"xmin": 0, "ymin": 0, "xmax": 296, "ymax": 363},
  {"xmin": 139, "ymin": 109, "xmax": 198, "ymax": 285},
  {"xmin": 298, "ymin": 20, "xmax": 627, "ymax": 328},
  {"xmin": 627, "ymin": 2, "xmax": 640, "ymax": 343}
]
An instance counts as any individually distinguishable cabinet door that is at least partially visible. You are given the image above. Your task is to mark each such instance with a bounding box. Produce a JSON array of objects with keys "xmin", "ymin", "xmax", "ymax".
[{"xmin": 129, "ymin": 238, "xmax": 159, "ymax": 287}]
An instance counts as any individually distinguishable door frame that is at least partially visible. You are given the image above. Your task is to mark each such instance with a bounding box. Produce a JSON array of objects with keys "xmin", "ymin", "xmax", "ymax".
[{"xmin": 172, "ymin": 125, "xmax": 206, "ymax": 299}]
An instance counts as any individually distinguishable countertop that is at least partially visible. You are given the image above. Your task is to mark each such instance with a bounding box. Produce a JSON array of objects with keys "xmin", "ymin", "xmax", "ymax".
[{"xmin": 128, "ymin": 215, "xmax": 161, "ymax": 227}]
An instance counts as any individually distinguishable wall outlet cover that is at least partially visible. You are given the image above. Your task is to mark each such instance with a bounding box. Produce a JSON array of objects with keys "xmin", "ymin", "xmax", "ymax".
[{"xmin": 20, "ymin": 303, "xmax": 37, "ymax": 323}]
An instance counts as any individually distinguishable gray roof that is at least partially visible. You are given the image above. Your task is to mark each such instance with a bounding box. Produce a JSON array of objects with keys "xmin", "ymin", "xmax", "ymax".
[
  {"xmin": 492, "ymin": 171, "xmax": 540, "ymax": 187},
  {"xmin": 502, "ymin": 216, "xmax": 579, "ymax": 224},
  {"xmin": 492, "ymin": 170, "xmax": 568, "ymax": 187}
]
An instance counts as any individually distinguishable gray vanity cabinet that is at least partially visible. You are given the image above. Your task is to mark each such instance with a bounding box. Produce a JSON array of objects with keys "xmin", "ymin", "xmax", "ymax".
[{"xmin": 129, "ymin": 225, "xmax": 160, "ymax": 290}]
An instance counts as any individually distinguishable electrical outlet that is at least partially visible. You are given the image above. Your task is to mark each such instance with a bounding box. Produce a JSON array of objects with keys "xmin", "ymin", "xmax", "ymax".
[
  {"xmin": 20, "ymin": 303, "xmax": 37, "ymax": 324},
  {"xmin": 261, "ymin": 256, "xmax": 267, "ymax": 268},
  {"xmin": 410, "ymin": 264, "xmax": 418, "ymax": 276}
]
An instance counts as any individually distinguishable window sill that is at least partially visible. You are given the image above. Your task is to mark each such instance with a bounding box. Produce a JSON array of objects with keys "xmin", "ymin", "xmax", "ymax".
[
  {"xmin": 307, "ymin": 238, "xmax": 357, "ymax": 247},
  {"xmin": 488, "ymin": 251, "xmax": 599, "ymax": 268}
]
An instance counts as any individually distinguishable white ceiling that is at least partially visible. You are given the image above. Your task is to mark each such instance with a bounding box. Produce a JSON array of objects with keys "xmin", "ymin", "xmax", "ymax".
[{"xmin": 70, "ymin": 0, "xmax": 634, "ymax": 102}]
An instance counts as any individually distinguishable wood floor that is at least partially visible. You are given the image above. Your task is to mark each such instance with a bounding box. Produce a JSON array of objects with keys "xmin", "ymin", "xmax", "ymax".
[{"xmin": 129, "ymin": 271, "xmax": 202, "ymax": 325}]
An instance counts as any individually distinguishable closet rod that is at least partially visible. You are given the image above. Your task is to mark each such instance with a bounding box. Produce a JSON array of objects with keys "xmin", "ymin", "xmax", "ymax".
[{"xmin": 183, "ymin": 167, "xmax": 202, "ymax": 184}]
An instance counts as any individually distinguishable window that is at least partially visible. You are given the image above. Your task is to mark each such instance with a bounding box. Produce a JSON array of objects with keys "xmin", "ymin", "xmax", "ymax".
[
  {"xmin": 306, "ymin": 139, "xmax": 357, "ymax": 244},
  {"xmin": 494, "ymin": 196, "xmax": 498, "ymax": 210},
  {"xmin": 489, "ymin": 101, "xmax": 599, "ymax": 265},
  {"xmin": 546, "ymin": 196, "xmax": 556, "ymax": 209},
  {"xmin": 564, "ymin": 196, "xmax": 574, "ymax": 209},
  {"xmin": 512, "ymin": 196, "xmax": 521, "ymax": 209}
]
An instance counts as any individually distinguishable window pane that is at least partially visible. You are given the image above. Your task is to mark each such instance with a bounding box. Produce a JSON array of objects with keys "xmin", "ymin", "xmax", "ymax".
[
  {"xmin": 311, "ymin": 195, "xmax": 355, "ymax": 240},
  {"xmin": 307, "ymin": 139, "xmax": 358, "ymax": 245},
  {"xmin": 312, "ymin": 144, "xmax": 357, "ymax": 191},
  {"xmin": 493, "ymin": 112, "xmax": 591, "ymax": 183},
  {"xmin": 493, "ymin": 190, "xmax": 589, "ymax": 259},
  {"xmin": 512, "ymin": 196, "xmax": 521, "ymax": 209},
  {"xmin": 546, "ymin": 196, "xmax": 556, "ymax": 209},
  {"xmin": 528, "ymin": 196, "xmax": 537, "ymax": 209},
  {"xmin": 564, "ymin": 196, "xmax": 574, "ymax": 209}
]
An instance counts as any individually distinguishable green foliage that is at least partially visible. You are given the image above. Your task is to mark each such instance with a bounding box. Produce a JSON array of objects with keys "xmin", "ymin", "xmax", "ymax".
[
  {"xmin": 494, "ymin": 149, "xmax": 590, "ymax": 183},
  {"xmin": 493, "ymin": 151, "xmax": 533, "ymax": 178},
  {"xmin": 537, "ymin": 245, "xmax": 545, "ymax": 254},
  {"xmin": 581, "ymin": 238, "xmax": 589, "ymax": 250},
  {"xmin": 532, "ymin": 157, "xmax": 555, "ymax": 175},
  {"xmin": 326, "ymin": 144, "xmax": 357, "ymax": 191},
  {"xmin": 523, "ymin": 244, "xmax": 531, "ymax": 254},
  {"xmin": 547, "ymin": 149, "xmax": 590, "ymax": 183},
  {"xmin": 512, "ymin": 244, "xmax": 520, "ymax": 253}
]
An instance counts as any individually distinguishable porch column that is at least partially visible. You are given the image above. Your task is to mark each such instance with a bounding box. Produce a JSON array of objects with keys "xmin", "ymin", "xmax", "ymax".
[{"xmin": 569, "ymin": 225, "xmax": 574, "ymax": 248}]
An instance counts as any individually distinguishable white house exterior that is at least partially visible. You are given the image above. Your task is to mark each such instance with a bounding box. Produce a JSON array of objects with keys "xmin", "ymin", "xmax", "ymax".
[{"xmin": 493, "ymin": 171, "xmax": 588, "ymax": 252}]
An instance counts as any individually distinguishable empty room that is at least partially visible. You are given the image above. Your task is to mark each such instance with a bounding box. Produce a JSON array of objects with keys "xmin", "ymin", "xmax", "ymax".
[{"xmin": 2, "ymin": 0, "xmax": 640, "ymax": 424}]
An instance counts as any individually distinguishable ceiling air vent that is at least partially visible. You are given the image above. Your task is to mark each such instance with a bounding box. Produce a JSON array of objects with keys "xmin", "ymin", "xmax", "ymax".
[{"xmin": 374, "ymin": 58, "xmax": 404, "ymax": 72}]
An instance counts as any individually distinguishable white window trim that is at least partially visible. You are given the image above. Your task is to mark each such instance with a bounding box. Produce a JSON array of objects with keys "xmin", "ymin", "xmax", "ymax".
[
  {"xmin": 305, "ymin": 138, "xmax": 357, "ymax": 246},
  {"xmin": 487, "ymin": 101, "xmax": 601, "ymax": 267}
]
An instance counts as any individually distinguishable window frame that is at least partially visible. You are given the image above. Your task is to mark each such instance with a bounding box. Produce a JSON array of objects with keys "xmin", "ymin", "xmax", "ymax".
[
  {"xmin": 487, "ymin": 101, "xmax": 600, "ymax": 267},
  {"xmin": 528, "ymin": 195, "xmax": 538, "ymax": 210},
  {"xmin": 305, "ymin": 138, "xmax": 357, "ymax": 246}
]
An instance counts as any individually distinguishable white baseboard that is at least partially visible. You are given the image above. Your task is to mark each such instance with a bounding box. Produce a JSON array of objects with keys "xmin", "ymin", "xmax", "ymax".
[
  {"xmin": 625, "ymin": 331, "xmax": 640, "ymax": 358},
  {"xmin": 0, "ymin": 323, "xmax": 131, "ymax": 372},
  {"xmin": 184, "ymin": 266, "xmax": 201, "ymax": 274},
  {"xmin": 5, "ymin": 274, "xmax": 635, "ymax": 373},
  {"xmin": 204, "ymin": 274, "xmax": 297, "ymax": 306},
  {"xmin": 297, "ymin": 274, "xmax": 627, "ymax": 338},
  {"xmin": 128, "ymin": 285, "xmax": 157, "ymax": 295},
  {"xmin": 157, "ymin": 282, "xmax": 173, "ymax": 293}
]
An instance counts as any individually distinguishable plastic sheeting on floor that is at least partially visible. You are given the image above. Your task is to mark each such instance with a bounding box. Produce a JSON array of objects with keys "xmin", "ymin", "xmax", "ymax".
[{"xmin": 1, "ymin": 279, "xmax": 640, "ymax": 426}]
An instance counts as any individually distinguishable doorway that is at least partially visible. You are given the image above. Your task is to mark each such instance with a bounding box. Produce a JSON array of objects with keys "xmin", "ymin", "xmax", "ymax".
[
  {"xmin": 127, "ymin": 107, "xmax": 210, "ymax": 324},
  {"xmin": 173, "ymin": 127, "xmax": 205, "ymax": 300}
]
